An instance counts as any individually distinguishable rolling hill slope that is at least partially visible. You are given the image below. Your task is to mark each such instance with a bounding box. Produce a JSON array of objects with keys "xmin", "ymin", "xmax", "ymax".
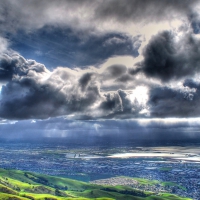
[{"xmin": 0, "ymin": 168, "xmax": 191, "ymax": 200}]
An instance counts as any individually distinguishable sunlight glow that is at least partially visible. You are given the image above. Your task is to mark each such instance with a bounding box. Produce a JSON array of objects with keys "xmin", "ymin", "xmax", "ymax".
[
  {"xmin": 130, "ymin": 86, "xmax": 149, "ymax": 105},
  {"xmin": 0, "ymin": 84, "xmax": 2, "ymax": 95}
]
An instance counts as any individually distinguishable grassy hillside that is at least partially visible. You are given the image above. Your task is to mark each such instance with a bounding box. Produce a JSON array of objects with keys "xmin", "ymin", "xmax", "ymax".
[{"xmin": 0, "ymin": 168, "xmax": 191, "ymax": 200}]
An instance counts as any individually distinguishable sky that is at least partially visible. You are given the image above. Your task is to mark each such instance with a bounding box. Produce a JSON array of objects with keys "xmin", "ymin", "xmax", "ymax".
[{"xmin": 1, "ymin": 0, "xmax": 200, "ymax": 142}]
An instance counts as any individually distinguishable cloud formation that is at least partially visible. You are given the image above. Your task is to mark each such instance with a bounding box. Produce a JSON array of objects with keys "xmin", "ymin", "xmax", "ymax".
[
  {"xmin": 1, "ymin": 0, "xmax": 198, "ymax": 34},
  {"xmin": 1, "ymin": 0, "xmax": 200, "ymax": 122},
  {"xmin": 137, "ymin": 31, "xmax": 200, "ymax": 81},
  {"xmin": 0, "ymin": 53, "xmax": 147, "ymax": 120},
  {"xmin": 1, "ymin": 46, "xmax": 200, "ymax": 120},
  {"xmin": 96, "ymin": 0, "xmax": 197, "ymax": 23},
  {"xmin": 148, "ymin": 85, "xmax": 200, "ymax": 118},
  {"xmin": 0, "ymin": 52, "xmax": 47, "ymax": 82}
]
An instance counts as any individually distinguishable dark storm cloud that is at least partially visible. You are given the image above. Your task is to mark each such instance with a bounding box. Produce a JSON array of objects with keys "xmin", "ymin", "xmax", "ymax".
[
  {"xmin": 137, "ymin": 31, "xmax": 200, "ymax": 81},
  {"xmin": 0, "ymin": 55, "xmax": 14, "ymax": 82},
  {"xmin": 96, "ymin": 0, "xmax": 197, "ymax": 23},
  {"xmin": 100, "ymin": 92, "xmax": 123, "ymax": 112},
  {"xmin": 148, "ymin": 85, "xmax": 200, "ymax": 118},
  {"xmin": 184, "ymin": 79, "xmax": 200, "ymax": 89},
  {"xmin": 129, "ymin": 67, "xmax": 141, "ymax": 76},
  {"xmin": 102, "ymin": 65, "xmax": 127, "ymax": 79},
  {"xmin": 79, "ymin": 73, "xmax": 94, "ymax": 92},
  {"xmin": 189, "ymin": 12, "xmax": 200, "ymax": 34},
  {"xmin": 0, "ymin": 81, "xmax": 99, "ymax": 120},
  {"xmin": 0, "ymin": 71, "xmax": 100, "ymax": 119},
  {"xmin": 99, "ymin": 90, "xmax": 143, "ymax": 119},
  {"xmin": 0, "ymin": 53, "xmax": 46, "ymax": 82}
]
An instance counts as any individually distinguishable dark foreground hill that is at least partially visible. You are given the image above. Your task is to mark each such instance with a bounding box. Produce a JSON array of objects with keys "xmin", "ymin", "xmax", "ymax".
[{"xmin": 0, "ymin": 168, "xmax": 191, "ymax": 200}]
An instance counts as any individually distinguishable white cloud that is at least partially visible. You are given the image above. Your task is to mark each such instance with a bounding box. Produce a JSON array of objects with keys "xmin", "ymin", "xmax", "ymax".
[{"xmin": 0, "ymin": 37, "xmax": 8, "ymax": 54}]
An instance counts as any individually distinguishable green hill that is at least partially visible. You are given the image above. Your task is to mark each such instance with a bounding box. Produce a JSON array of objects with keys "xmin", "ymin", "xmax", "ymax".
[{"xmin": 0, "ymin": 168, "xmax": 191, "ymax": 200}]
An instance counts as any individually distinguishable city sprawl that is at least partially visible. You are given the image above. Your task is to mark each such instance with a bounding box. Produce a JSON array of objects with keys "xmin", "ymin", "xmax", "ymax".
[{"xmin": 0, "ymin": 141, "xmax": 200, "ymax": 199}]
